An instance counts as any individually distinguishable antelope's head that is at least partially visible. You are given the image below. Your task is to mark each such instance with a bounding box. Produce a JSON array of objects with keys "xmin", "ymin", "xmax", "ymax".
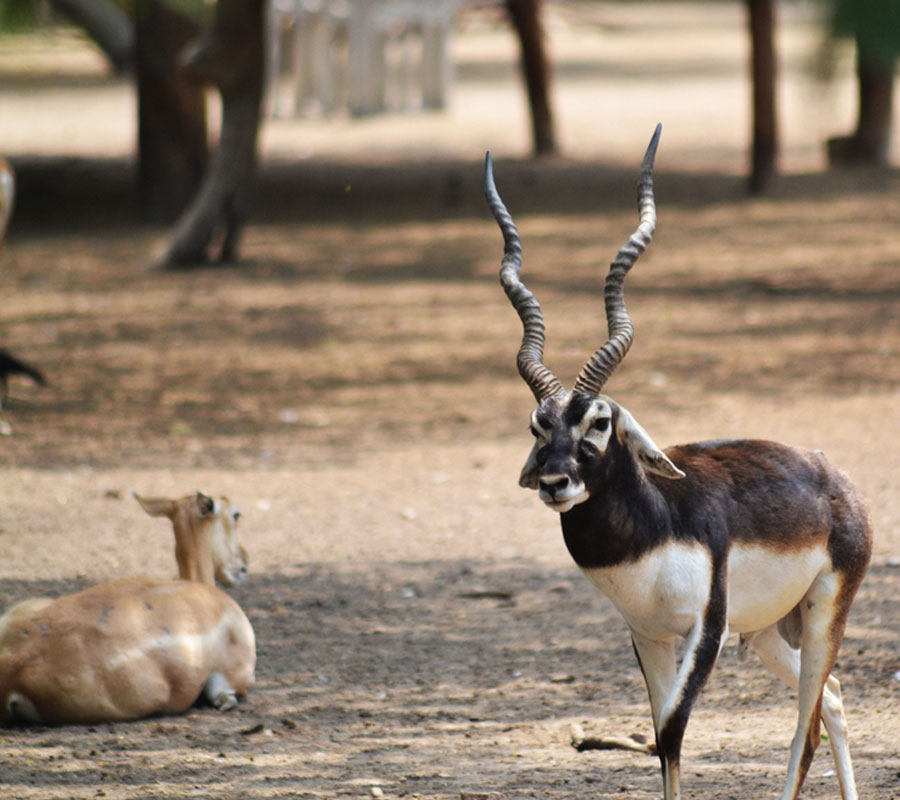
[
  {"xmin": 134, "ymin": 491, "xmax": 249, "ymax": 587},
  {"xmin": 485, "ymin": 125, "xmax": 684, "ymax": 514}
]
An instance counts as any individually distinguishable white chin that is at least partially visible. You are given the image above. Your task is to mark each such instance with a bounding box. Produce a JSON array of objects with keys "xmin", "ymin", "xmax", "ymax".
[
  {"xmin": 218, "ymin": 571, "xmax": 242, "ymax": 588},
  {"xmin": 542, "ymin": 493, "xmax": 588, "ymax": 514}
]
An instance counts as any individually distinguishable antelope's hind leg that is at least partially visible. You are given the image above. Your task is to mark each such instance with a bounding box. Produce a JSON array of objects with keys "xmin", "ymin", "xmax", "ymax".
[
  {"xmin": 749, "ymin": 572, "xmax": 860, "ymax": 800},
  {"xmin": 749, "ymin": 624, "xmax": 857, "ymax": 800}
]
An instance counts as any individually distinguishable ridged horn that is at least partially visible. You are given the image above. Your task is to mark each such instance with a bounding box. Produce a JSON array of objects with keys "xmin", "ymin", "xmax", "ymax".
[
  {"xmin": 573, "ymin": 124, "xmax": 661, "ymax": 396},
  {"xmin": 484, "ymin": 152, "xmax": 564, "ymax": 403}
]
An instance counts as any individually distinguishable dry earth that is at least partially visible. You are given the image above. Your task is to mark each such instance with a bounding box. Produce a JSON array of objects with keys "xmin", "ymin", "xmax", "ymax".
[{"xmin": 0, "ymin": 4, "xmax": 899, "ymax": 799}]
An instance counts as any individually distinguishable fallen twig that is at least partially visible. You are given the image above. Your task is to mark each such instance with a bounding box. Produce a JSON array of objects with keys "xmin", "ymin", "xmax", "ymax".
[{"xmin": 570, "ymin": 723, "xmax": 656, "ymax": 755}]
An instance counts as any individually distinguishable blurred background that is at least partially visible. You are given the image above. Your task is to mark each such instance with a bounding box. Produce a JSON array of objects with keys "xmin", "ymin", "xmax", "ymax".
[
  {"xmin": 1, "ymin": 4, "xmax": 899, "ymax": 799},
  {"xmin": 0, "ymin": 0, "xmax": 898, "ymax": 566},
  {"xmin": 0, "ymin": 0, "xmax": 890, "ymax": 172}
]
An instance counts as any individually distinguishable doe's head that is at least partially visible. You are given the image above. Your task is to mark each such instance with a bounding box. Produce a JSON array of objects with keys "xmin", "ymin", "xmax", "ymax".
[
  {"xmin": 485, "ymin": 125, "xmax": 683, "ymax": 513},
  {"xmin": 134, "ymin": 491, "xmax": 248, "ymax": 587}
]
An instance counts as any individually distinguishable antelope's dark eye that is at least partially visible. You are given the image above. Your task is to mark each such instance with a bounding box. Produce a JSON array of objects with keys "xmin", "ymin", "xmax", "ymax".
[
  {"xmin": 580, "ymin": 439, "xmax": 599, "ymax": 458},
  {"xmin": 592, "ymin": 417, "xmax": 610, "ymax": 432},
  {"xmin": 529, "ymin": 424, "xmax": 540, "ymax": 438}
]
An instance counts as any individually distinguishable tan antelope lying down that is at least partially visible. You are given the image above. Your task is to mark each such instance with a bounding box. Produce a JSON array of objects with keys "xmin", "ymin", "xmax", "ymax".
[
  {"xmin": 485, "ymin": 126, "xmax": 872, "ymax": 800},
  {"xmin": 0, "ymin": 492, "xmax": 256, "ymax": 725}
]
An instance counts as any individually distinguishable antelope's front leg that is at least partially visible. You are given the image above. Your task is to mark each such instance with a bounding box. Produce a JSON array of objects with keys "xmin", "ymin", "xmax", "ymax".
[
  {"xmin": 631, "ymin": 612, "xmax": 727, "ymax": 800},
  {"xmin": 203, "ymin": 672, "xmax": 238, "ymax": 711},
  {"xmin": 630, "ymin": 633, "xmax": 679, "ymax": 798}
]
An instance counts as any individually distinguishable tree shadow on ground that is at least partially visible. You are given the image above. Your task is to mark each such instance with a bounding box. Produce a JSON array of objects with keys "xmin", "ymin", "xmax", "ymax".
[
  {"xmin": 11, "ymin": 154, "xmax": 900, "ymax": 232},
  {"xmin": 0, "ymin": 562, "xmax": 896, "ymax": 799}
]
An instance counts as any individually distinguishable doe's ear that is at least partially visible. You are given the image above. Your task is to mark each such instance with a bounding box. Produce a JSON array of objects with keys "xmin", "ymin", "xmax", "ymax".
[
  {"xmin": 615, "ymin": 406, "xmax": 685, "ymax": 480},
  {"xmin": 133, "ymin": 492, "xmax": 177, "ymax": 519},
  {"xmin": 195, "ymin": 492, "xmax": 216, "ymax": 516}
]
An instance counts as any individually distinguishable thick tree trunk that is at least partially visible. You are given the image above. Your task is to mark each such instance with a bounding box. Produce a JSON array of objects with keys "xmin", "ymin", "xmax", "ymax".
[
  {"xmin": 827, "ymin": 0, "xmax": 898, "ymax": 166},
  {"xmin": 505, "ymin": 0, "xmax": 557, "ymax": 157},
  {"xmin": 135, "ymin": 1, "xmax": 208, "ymax": 224},
  {"xmin": 745, "ymin": 0, "xmax": 777, "ymax": 193},
  {"xmin": 155, "ymin": 0, "xmax": 265, "ymax": 269},
  {"xmin": 51, "ymin": 0, "xmax": 134, "ymax": 73},
  {"xmin": 828, "ymin": 45, "xmax": 894, "ymax": 166}
]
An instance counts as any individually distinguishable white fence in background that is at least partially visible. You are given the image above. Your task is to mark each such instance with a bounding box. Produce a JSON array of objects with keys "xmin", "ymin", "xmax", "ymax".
[{"xmin": 266, "ymin": 0, "xmax": 458, "ymax": 118}]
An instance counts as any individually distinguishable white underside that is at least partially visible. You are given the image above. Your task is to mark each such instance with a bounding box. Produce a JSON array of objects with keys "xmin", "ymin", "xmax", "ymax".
[
  {"xmin": 581, "ymin": 540, "xmax": 831, "ymax": 641},
  {"xmin": 726, "ymin": 542, "xmax": 830, "ymax": 633}
]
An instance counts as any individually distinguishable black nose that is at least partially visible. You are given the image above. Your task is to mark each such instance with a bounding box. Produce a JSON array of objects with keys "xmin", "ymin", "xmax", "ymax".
[{"xmin": 539, "ymin": 475, "xmax": 570, "ymax": 497}]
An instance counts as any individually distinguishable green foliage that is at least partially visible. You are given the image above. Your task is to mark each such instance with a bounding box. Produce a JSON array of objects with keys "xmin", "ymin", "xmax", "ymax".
[
  {"xmin": 832, "ymin": 0, "xmax": 900, "ymax": 65},
  {"xmin": 0, "ymin": 0, "xmax": 42, "ymax": 32},
  {"xmin": 0, "ymin": 0, "xmax": 209, "ymax": 32}
]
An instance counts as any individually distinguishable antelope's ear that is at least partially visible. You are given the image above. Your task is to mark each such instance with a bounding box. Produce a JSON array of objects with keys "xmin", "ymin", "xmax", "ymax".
[
  {"xmin": 518, "ymin": 441, "xmax": 542, "ymax": 489},
  {"xmin": 195, "ymin": 492, "xmax": 216, "ymax": 516},
  {"xmin": 615, "ymin": 407, "xmax": 685, "ymax": 480},
  {"xmin": 133, "ymin": 492, "xmax": 177, "ymax": 519}
]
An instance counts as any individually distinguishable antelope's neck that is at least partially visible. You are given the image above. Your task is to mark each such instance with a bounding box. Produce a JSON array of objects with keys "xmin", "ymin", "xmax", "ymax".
[{"xmin": 560, "ymin": 469, "xmax": 672, "ymax": 569}]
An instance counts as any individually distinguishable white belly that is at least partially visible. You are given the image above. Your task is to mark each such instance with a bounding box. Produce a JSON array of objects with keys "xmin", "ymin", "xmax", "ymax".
[
  {"xmin": 726, "ymin": 542, "xmax": 830, "ymax": 634},
  {"xmin": 580, "ymin": 540, "xmax": 831, "ymax": 641},
  {"xmin": 581, "ymin": 541, "xmax": 712, "ymax": 641}
]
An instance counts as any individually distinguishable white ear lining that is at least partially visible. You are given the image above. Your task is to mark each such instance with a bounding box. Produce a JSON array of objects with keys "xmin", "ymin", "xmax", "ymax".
[{"xmin": 615, "ymin": 406, "xmax": 686, "ymax": 480}]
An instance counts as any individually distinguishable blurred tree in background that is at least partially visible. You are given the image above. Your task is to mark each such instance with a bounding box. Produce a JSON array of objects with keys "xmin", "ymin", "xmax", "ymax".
[
  {"xmin": 828, "ymin": 0, "xmax": 900, "ymax": 165},
  {"xmin": 0, "ymin": 0, "xmax": 263, "ymax": 268}
]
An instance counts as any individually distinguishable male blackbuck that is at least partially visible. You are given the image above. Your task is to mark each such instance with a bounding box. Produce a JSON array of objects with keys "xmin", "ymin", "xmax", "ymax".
[
  {"xmin": 484, "ymin": 126, "xmax": 872, "ymax": 800},
  {"xmin": 0, "ymin": 492, "xmax": 255, "ymax": 725}
]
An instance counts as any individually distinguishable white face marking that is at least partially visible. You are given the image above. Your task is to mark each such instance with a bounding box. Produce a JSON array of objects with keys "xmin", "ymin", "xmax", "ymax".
[
  {"xmin": 524, "ymin": 397, "xmax": 614, "ymax": 512},
  {"xmin": 579, "ymin": 399, "xmax": 614, "ymax": 455},
  {"xmin": 726, "ymin": 543, "xmax": 831, "ymax": 634},
  {"xmin": 211, "ymin": 500, "xmax": 247, "ymax": 587}
]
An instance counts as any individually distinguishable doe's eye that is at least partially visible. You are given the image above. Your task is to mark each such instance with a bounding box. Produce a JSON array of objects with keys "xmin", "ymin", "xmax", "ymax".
[{"xmin": 592, "ymin": 417, "xmax": 610, "ymax": 432}]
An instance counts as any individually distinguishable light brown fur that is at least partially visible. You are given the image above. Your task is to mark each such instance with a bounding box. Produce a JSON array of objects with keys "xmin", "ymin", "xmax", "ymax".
[{"xmin": 0, "ymin": 492, "xmax": 255, "ymax": 725}]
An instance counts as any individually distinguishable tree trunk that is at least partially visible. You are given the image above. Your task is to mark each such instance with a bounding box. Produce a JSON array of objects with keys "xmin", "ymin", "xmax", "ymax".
[
  {"xmin": 828, "ymin": 45, "xmax": 894, "ymax": 166},
  {"xmin": 827, "ymin": 0, "xmax": 899, "ymax": 166},
  {"xmin": 745, "ymin": 0, "xmax": 777, "ymax": 193},
  {"xmin": 505, "ymin": 0, "xmax": 557, "ymax": 157},
  {"xmin": 155, "ymin": 0, "xmax": 265, "ymax": 269},
  {"xmin": 135, "ymin": 0, "xmax": 208, "ymax": 224},
  {"xmin": 50, "ymin": 0, "xmax": 134, "ymax": 73}
]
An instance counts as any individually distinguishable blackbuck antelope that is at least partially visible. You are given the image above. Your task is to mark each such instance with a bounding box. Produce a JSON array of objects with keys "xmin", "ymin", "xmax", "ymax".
[
  {"xmin": 0, "ymin": 492, "xmax": 256, "ymax": 725},
  {"xmin": 484, "ymin": 126, "xmax": 872, "ymax": 800}
]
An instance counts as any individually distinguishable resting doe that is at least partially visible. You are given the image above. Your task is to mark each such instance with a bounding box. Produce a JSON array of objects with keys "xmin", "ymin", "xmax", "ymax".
[
  {"xmin": 484, "ymin": 125, "xmax": 872, "ymax": 800},
  {"xmin": 0, "ymin": 491, "xmax": 255, "ymax": 725}
]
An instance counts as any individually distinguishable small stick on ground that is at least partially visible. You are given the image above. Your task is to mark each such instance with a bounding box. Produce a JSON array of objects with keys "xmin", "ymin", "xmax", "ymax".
[{"xmin": 570, "ymin": 722, "xmax": 656, "ymax": 755}]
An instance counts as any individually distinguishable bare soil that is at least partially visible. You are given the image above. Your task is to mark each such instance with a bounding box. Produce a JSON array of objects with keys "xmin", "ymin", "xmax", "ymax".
[{"xmin": 1, "ymin": 5, "xmax": 899, "ymax": 800}]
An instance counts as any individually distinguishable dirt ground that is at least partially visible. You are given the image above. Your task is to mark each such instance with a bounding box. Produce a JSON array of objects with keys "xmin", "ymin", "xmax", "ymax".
[{"xmin": 1, "ymin": 4, "xmax": 899, "ymax": 799}]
